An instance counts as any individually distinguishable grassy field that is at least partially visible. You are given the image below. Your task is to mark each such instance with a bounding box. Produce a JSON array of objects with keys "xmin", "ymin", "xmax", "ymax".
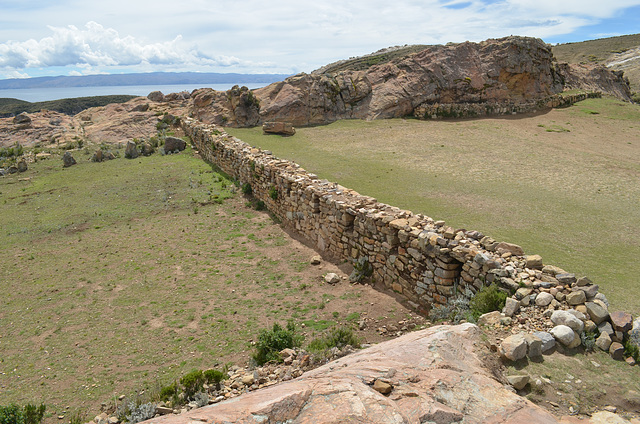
[
  {"xmin": 0, "ymin": 147, "xmax": 413, "ymax": 419},
  {"xmin": 227, "ymin": 97, "xmax": 640, "ymax": 315}
]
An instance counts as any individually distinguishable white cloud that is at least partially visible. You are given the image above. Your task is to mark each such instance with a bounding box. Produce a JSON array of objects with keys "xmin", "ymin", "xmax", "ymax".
[{"xmin": 0, "ymin": 21, "xmax": 273, "ymax": 74}]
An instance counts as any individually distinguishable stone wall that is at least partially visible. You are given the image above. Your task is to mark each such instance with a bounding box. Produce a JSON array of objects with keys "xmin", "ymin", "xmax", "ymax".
[
  {"xmin": 182, "ymin": 118, "xmax": 559, "ymax": 314},
  {"xmin": 414, "ymin": 92, "xmax": 601, "ymax": 119}
]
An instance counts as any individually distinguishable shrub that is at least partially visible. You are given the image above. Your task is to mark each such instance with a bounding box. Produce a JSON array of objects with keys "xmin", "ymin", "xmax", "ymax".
[
  {"xmin": 624, "ymin": 340, "xmax": 640, "ymax": 362},
  {"xmin": 203, "ymin": 369, "xmax": 226, "ymax": 389},
  {"xmin": 581, "ymin": 330, "xmax": 599, "ymax": 352},
  {"xmin": 241, "ymin": 183, "xmax": 252, "ymax": 195},
  {"xmin": 349, "ymin": 257, "xmax": 372, "ymax": 283},
  {"xmin": 126, "ymin": 402, "xmax": 156, "ymax": 424},
  {"xmin": 308, "ymin": 327, "xmax": 360, "ymax": 353},
  {"xmin": 429, "ymin": 287, "xmax": 474, "ymax": 324},
  {"xmin": 469, "ymin": 284, "xmax": 507, "ymax": 320},
  {"xmin": 0, "ymin": 404, "xmax": 45, "ymax": 424},
  {"xmin": 253, "ymin": 321, "xmax": 303, "ymax": 365},
  {"xmin": 268, "ymin": 186, "xmax": 278, "ymax": 200},
  {"xmin": 159, "ymin": 382, "xmax": 177, "ymax": 402},
  {"xmin": 180, "ymin": 369, "xmax": 205, "ymax": 400},
  {"xmin": 254, "ymin": 200, "xmax": 266, "ymax": 211},
  {"xmin": 192, "ymin": 392, "xmax": 209, "ymax": 408}
]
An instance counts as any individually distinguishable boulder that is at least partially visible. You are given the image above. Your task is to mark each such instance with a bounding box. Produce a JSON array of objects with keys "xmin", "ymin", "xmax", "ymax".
[
  {"xmin": 147, "ymin": 91, "xmax": 165, "ymax": 102},
  {"xmin": 164, "ymin": 136, "xmax": 186, "ymax": 153},
  {"xmin": 524, "ymin": 334, "xmax": 543, "ymax": 358},
  {"xmin": 13, "ymin": 112, "xmax": 31, "ymax": 127},
  {"xmin": 550, "ymin": 310, "xmax": 584, "ymax": 333},
  {"xmin": 524, "ymin": 254, "xmax": 543, "ymax": 269},
  {"xmin": 575, "ymin": 284, "xmax": 599, "ymax": 299},
  {"xmin": 495, "ymin": 242, "xmax": 524, "ymax": 256},
  {"xmin": 16, "ymin": 160, "xmax": 27, "ymax": 173},
  {"xmin": 585, "ymin": 301, "xmax": 609, "ymax": 325},
  {"xmin": 596, "ymin": 332, "xmax": 612, "ymax": 352},
  {"xmin": 324, "ymin": 273, "xmax": 340, "ymax": 284},
  {"xmin": 535, "ymin": 292, "xmax": 554, "ymax": 307},
  {"xmin": 372, "ymin": 379, "xmax": 392, "ymax": 395},
  {"xmin": 609, "ymin": 342, "xmax": 625, "ymax": 361},
  {"xmin": 610, "ymin": 311, "xmax": 633, "ymax": 333},
  {"xmin": 565, "ymin": 290, "xmax": 586, "ymax": 306},
  {"xmin": 92, "ymin": 149, "xmax": 103, "ymax": 162},
  {"xmin": 550, "ymin": 325, "xmax": 577, "ymax": 347},
  {"xmin": 62, "ymin": 152, "xmax": 76, "ymax": 168},
  {"xmin": 533, "ymin": 331, "xmax": 556, "ymax": 353},
  {"xmin": 477, "ymin": 311, "xmax": 502, "ymax": 327},
  {"xmin": 263, "ymin": 122, "xmax": 296, "ymax": 136},
  {"xmin": 139, "ymin": 324, "xmax": 559, "ymax": 424},
  {"xmin": 503, "ymin": 298, "xmax": 520, "ymax": 317},
  {"xmin": 500, "ymin": 333, "xmax": 527, "ymax": 361},
  {"xmin": 506, "ymin": 375, "xmax": 530, "ymax": 391},
  {"xmin": 125, "ymin": 140, "xmax": 139, "ymax": 159},
  {"xmin": 141, "ymin": 142, "xmax": 155, "ymax": 156},
  {"xmin": 555, "ymin": 273, "xmax": 576, "ymax": 285}
]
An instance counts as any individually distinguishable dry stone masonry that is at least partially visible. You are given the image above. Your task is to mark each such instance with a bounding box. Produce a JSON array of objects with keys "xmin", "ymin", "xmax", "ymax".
[{"xmin": 182, "ymin": 117, "xmax": 639, "ymax": 365}]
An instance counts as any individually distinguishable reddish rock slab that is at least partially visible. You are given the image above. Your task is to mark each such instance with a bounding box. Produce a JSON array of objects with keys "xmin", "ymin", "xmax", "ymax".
[{"xmin": 141, "ymin": 324, "xmax": 560, "ymax": 424}]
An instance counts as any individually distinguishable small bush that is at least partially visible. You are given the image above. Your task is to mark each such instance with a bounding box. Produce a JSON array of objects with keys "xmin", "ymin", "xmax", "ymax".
[
  {"xmin": 241, "ymin": 183, "xmax": 252, "ymax": 195},
  {"xmin": 126, "ymin": 402, "xmax": 156, "ymax": 424},
  {"xmin": 430, "ymin": 287, "xmax": 474, "ymax": 324},
  {"xmin": 0, "ymin": 404, "xmax": 45, "ymax": 424},
  {"xmin": 203, "ymin": 369, "xmax": 226, "ymax": 388},
  {"xmin": 581, "ymin": 330, "xmax": 599, "ymax": 352},
  {"xmin": 254, "ymin": 200, "xmax": 266, "ymax": 211},
  {"xmin": 253, "ymin": 321, "xmax": 303, "ymax": 365},
  {"xmin": 349, "ymin": 257, "xmax": 372, "ymax": 283},
  {"xmin": 308, "ymin": 327, "xmax": 360, "ymax": 353},
  {"xmin": 268, "ymin": 186, "xmax": 278, "ymax": 200},
  {"xmin": 159, "ymin": 382, "xmax": 177, "ymax": 402},
  {"xmin": 469, "ymin": 284, "xmax": 507, "ymax": 320},
  {"xmin": 180, "ymin": 369, "xmax": 205, "ymax": 400},
  {"xmin": 624, "ymin": 340, "xmax": 640, "ymax": 362},
  {"xmin": 192, "ymin": 392, "xmax": 209, "ymax": 408}
]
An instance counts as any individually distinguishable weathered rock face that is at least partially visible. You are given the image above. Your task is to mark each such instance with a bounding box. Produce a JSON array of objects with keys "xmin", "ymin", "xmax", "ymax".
[
  {"xmin": 188, "ymin": 36, "xmax": 631, "ymax": 128},
  {"xmin": 141, "ymin": 324, "xmax": 560, "ymax": 424}
]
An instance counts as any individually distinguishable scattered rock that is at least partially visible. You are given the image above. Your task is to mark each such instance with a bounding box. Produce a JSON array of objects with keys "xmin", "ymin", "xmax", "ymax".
[
  {"xmin": 533, "ymin": 331, "xmax": 555, "ymax": 353},
  {"xmin": 262, "ymin": 122, "xmax": 296, "ymax": 136},
  {"xmin": 550, "ymin": 325, "xmax": 578, "ymax": 347},
  {"xmin": 609, "ymin": 342, "xmax": 625, "ymax": 361},
  {"xmin": 503, "ymin": 298, "xmax": 520, "ymax": 317},
  {"xmin": 630, "ymin": 318, "xmax": 640, "ymax": 348},
  {"xmin": 148, "ymin": 91, "xmax": 165, "ymax": 102},
  {"xmin": 310, "ymin": 255, "xmax": 322, "ymax": 265},
  {"xmin": 506, "ymin": 375, "xmax": 530, "ymax": 391},
  {"xmin": 565, "ymin": 290, "xmax": 586, "ymax": 306},
  {"xmin": 525, "ymin": 254, "xmax": 543, "ymax": 269},
  {"xmin": 164, "ymin": 136, "xmax": 186, "ymax": 153},
  {"xmin": 500, "ymin": 333, "xmax": 527, "ymax": 361},
  {"xmin": 125, "ymin": 140, "xmax": 139, "ymax": 159},
  {"xmin": 324, "ymin": 273, "xmax": 340, "ymax": 284},
  {"xmin": 555, "ymin": 273, "xmax": 576, "ymax": 284},
  {"xmin": 141, "ymin": 142, "xmax": 155, "ymax": 156},
  {"xmin": 13, "ymin": 112, "xmax": 31, "ymax": 127},
  {"xmin": 62, "ymin": 152, "xmax": 76, "ymax": 168},
  {"xmin": 92, "ymin": 149, "xmax": 104, "ymax": 162},
  {"xmin": 16, "ymin": 160, "xmax": 27, "ymax": 173},
  {"xmin": 495, "ymin": 242, "xmax": 524, "ymax": 256},
  {"xmin": 535, "ymin": 292, "xmax": 554, "ymax": 307},
  {"xmin": 551, "ymin": 310, "xmax": 584, "ymax": 333},
  {"xmin": 372, "ymin": 379, "xmax": 393, "ymax": 395},
  {"xmin": 524, "ymin": 334, "xmax": 543, "ymax": 358},
  {"xmin": 478, "ymin": 311, "xmax": 502, "ymax": 326},
  {"xmin": 596, "ymin": 332, "xmax": 612, "ymax": 351},
  {"xmin": 585, "ymin": 301, "xmax": 609, "ymax": 325},
  {"xmin": 610, "ymin": 311, "xmax": 633, "ymax": 333}
]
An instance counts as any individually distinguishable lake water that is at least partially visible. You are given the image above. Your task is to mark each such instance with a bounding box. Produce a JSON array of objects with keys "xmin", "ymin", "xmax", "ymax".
[{"xmin": 0, "ymin": 83, "xmax": 271, "ymax": 102}]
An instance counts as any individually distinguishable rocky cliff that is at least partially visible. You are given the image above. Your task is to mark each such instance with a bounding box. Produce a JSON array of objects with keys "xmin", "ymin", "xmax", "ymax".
[{"xmin": 189, "ymin": 36, "xmax": 632, "ymax": 127}]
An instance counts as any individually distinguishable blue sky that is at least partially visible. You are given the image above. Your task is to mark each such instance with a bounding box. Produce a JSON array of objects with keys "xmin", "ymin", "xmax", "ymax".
[{"xmin": 0, "ymin": 0, "xmax": 638, "ymax": 79}]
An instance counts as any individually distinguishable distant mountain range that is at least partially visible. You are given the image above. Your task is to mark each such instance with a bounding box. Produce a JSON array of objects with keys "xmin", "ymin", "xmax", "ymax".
[{"xmin": 0, "ymin": 72, "xmax": 292, "ymax": 89}]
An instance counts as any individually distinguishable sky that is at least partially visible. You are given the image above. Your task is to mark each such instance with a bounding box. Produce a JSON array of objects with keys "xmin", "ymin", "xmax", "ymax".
[{"xmin": 0, "ymin": 0, "xmax": 639, "ymax": 80}]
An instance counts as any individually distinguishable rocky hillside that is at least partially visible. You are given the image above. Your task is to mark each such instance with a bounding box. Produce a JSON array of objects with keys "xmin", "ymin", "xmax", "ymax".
[
  {"xmin": 188, "ymin": 36, "xmax": 631, "ymax": 127},
  {"xmin": 552, "ymin": 34, "xmax": 640, "ymax": 93}
]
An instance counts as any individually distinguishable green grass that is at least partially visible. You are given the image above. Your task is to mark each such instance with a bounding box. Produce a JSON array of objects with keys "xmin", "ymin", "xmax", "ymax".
[
  {"xmin": 227, "ymin": 97, "xmax": 640, "ymax": 314},
  {"xmin": 0, "ymin": 148, "xmax": 396, "ymax": 418}
]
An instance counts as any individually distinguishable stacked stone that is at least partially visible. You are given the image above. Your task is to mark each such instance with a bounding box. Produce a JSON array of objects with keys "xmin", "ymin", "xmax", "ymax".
[
  {"xmin": 182, "ymin": 119, "xmax": 639, "ymax": 364},
  {"xmin": 413, "ymin": 92, "xmax": 600, "ymax": 120}
]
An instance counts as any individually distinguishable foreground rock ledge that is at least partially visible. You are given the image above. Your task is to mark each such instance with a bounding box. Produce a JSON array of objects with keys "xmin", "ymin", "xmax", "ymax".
[{"xmin": 143, "ymin": 324, "xmax": 561, "ymax": 424}]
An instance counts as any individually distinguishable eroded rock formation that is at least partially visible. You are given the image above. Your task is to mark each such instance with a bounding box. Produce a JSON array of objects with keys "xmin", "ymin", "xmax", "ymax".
[
  {"xmin": 189, "ymin": 36, "xmax": 632, "ymax": 127},
  {"xmin": 142, "ymin": 324, "xmax": 561, "ymax": 424}
]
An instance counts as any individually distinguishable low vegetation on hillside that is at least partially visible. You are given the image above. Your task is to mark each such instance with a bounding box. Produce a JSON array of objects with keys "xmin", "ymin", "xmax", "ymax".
[{"xmin": 0, "ymin": 95, "xmax": 138, "ymax": 117}]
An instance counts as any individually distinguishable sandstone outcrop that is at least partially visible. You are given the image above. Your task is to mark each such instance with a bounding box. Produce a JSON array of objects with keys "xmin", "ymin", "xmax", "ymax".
[
  {"xmin": 188, "ymin": 36, "xmax": 631, "ymax": 128},
  {"xmin": 142, "ymin": 324, "xmax": 562, "ymax": 424}
]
